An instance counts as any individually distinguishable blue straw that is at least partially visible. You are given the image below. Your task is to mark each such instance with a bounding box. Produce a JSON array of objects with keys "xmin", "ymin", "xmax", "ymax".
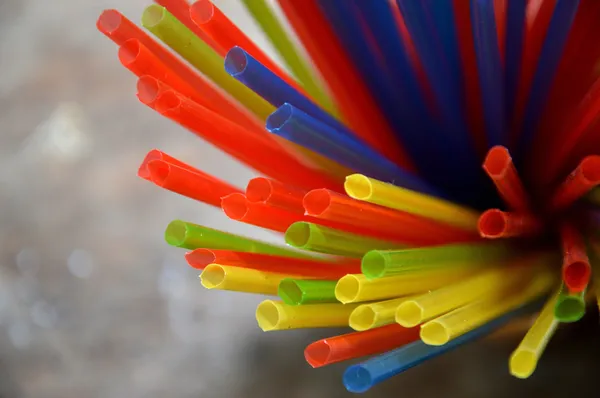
[
  {"xmin": 267, "ymin": 104, "xmax": 443, "ymax": 197},
  {"xmin": 471, "ymin": 0, "xmax": 505, "ymax": 147},
  {"xmin": 504, "ymin": 0, "xmax": 526, "ymax": 122},
  {"xmin": 343, "ymin": 301, "xmax": 542, "ymax": 393},
  {"xmin": 515, "ymin": 0, "xmax": 580, "ymax": 163}
]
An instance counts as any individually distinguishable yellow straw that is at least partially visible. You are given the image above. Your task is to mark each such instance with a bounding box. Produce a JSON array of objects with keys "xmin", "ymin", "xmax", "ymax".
[
  {"xmin": 334, "ymin": 269, "xmax": 474, "ymax": 304},
  {"xmin": 255, "ymin": 300, "xmax": 359, "ymax": 331},
  {"xmin": 349, "ymin": 297, "xmax": 412, "ymax": 331},
  {"xmin": 344, "ymin": 174, "xmax": 480, "ymax": 231},
  {"xmin": 420, "ymin": 271, "xmax": 555, "ymax": 346},
  {"xmin": 509, "ymin": 291, "xmax": 560, "ymax": 379},
  {"xmin": 200, "ymin": 264, "xmax": 292, "ymax": 295}
]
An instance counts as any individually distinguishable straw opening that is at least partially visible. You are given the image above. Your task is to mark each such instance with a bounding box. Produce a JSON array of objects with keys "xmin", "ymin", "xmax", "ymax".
[
  {"xmin": 304, "ymin": 341, "xmax": 332, "ymax": 368},
  {"xmin": 343, "ymin": 366, "xmax": 373, "ymax": 394},
  {"xmin": 137, "ymin": 149, "xmax": 162, "ymax": 179},
  {"xmin": 420, "ymin": 321, "xmax": 449, "ymax": 345},
  {"xmin": 165, "ymin": 220, "xmax": 188, "ymax": 247},
  {"xmin": 141, "ymin": 5, "xmax": 166, "ymax": 29},
  {"xmin": 349, "ymin": 306, "xmax": 376, "ymax": 331},
  {"xmin": 266, "ymin": 104, "xmax": 293, "ymax": 131},
  {"xmin": 190, "ymin": 0, "xmax": 215, "ymax": 24},
  {"xmin": 224, "ymin": 47, "xmax": 249, "ymax": 76},
  {"xmin": 478, "ymin": 209, "xmax": 506, "ymax": 238},
  {"xmin": 509, "ymin": 351, "xmax": 537, "ymax": 379},
  {"xmin": 200, "ymin": 265, "xmax": 226, "ymax": 289},
  {"xmin": 278, "ymin": 279, "xmax": 304, "ymax": 305},
  {"xmin": 285, "ymin": 223, "xmax": 311, "ymax": 248},
  {"xmin": 395, "ymin": 301, "xmax": 424, "ymax": 327},
  {"xmin": 256, "ymin": 301, "xmax": 281, "ymax": 331},
  {"xmin": 335, "ymin": 275, "xmax": 360, "ymax": 304},
  {"xmin": 303, "ymin": 189, "xmax": 330, "ymax": 216},
  {"xmin": 118, "ymin": 39, "xmax": 141, "ymax": 66},
  {"xmin": 147, "ymin": 160, "xmax": 170, "ymax": 186},
  {"xmin": 344, "ymin": 174, "xmax": 373, "ymax": 200},
  {"xmin": 185, "ymin": 249, "xmax": 217, "ymax": 269},
  {"xmin": 483, "ymin": 146, "xmax": 511, "ymax": 177},
  {"xmin": 246, "ymin": 178, "xmax": 272, "ymax": 202},
  {"xmin": 563, "ymin": 261, "xmax": 590, "ymax": 292},
  {"xmin": 221, "ymin": 194, "xmax": 249, "ymax": 220},
  {"xmin": 580, "ymin": 156, "xmax": 600, "ymax": 184},
  {"xmin": 97, "ymin": 9, "xmax": 122, "ymax": 34},
  {"xmin": 554, "ymin": 297, "xmax": 585, "ymax": 322},
  {"xmin": 361, "ymin": 251, "xmax": 387, "ymax": 279},
  {"xmin": 137, "ymin": 76, "xmax": 161, "ymax": 105}
]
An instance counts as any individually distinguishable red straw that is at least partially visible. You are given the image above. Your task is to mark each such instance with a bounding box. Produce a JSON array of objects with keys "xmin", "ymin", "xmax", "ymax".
[
  {"xmin": 483, "ymin": 146, "xmax": 529, "ymax": 211},
  {"xmin": 277, "ymin": 0, "xmax": 415, "ymax": 169},
  {"xmin": 494, "ymin": 0, "xmax": 507, "ymax": 63},
  {"xmin": 304, "ymin": 324, "xmax": 420, "ymax": 368},
  {"xmin": 560, "ymin": 224, "xmax": 591, "ymax": 293},
  {"xmin": 186, "ymin": 249, "xmax": 361, "ymax": 278},
  {"xmin": 222, "ymin": 193, "xmax": 304, "ymax": 233},
  {"xmin": 549, "ymin": 155, "xmax": 600, "ymax": 212},
  {"xmin": 478, "ymin": 209, "xmax": 541, "ymax": 239},
  {"xmin": 147, "ymin": 160, "xmax": 240, "ymax": 207},
  {"xmin": 138, "ymin": 149, "xmax": 198, "ymax": 180},
  {"xmin": 245, "ymin": 177, "xmax": 306, "ymax": 214}
]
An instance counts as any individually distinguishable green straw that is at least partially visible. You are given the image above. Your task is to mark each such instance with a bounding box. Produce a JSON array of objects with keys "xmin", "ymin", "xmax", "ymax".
[
  {"xmin": 285, "ymin": 222, "xmax": 405, "ymax": 257},
  {"xmin": 554, "ymin": 283, "xmax": 586, "ymax": 323},
  {"xmin": 141, "ymin": 5, "xmax": 274, "ymax": 120},
  {"xmin": 278, "ymin": 279, "xmax": 338, "ymax": 305},
  {"xmin": 166, "ymin": 220, "xmax": 303, "ymax": 257},
  {"xmin": 361, "ymin": 243, "xmax": 514, "ymax": 279},
  {"xmin": 240, "ymin": 0, "xmax": 337, "ymax": 116}
]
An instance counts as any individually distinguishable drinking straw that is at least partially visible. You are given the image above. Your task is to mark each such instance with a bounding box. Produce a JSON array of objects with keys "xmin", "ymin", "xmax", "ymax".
[
  {"xmin": 395, "ymin": 265, "xmax": 541, "ymax": 327},
  {"xmin": 165, "ymin": 220, "xmax": 296, "ymax": 256},
  {"xmin": 420, "ymin": 271, "xmax": 554, "ymax": 345},
  {"xmin": 471, "ymin": 0, "xmax": 505, "ymax": 147},
  {"xmin": 239, "ymin": 0, "xmax": 335, "ymax": 116},
  {"xmin": 221, "ymin": 193, "xmax": 303, "ymax": 233},
  {"xmin": 549, "ymin": 155, "xmax": 600, "ymax": 211},
  {"xmin": 275, "ymin": 0, "xmax": 412, "ymax": 167},
  {"xmin": 189, "ymin": 2, "xmax": 310, "ymax": 98},
  {"xmin": 147, "ymin": 160, "xmax": 240, "ymax": 207},
  {"xmin": 493, "ymin": 0, "xmax": 506, "ymax": 61},
  {"xmin": 478, "ymin": 209, "xmax": 541, "ymax": 238},
  {"xmin": 554, "ymin": 283, "xmax": 586, "ymax": 323},
  {"xmin": 200, "ymin": 265, "xmax": 292, "ymax": 295},
  {"xmin": 304, "ymin": 189, "xmax": 480, "ymax": 246},
  {"xmin": 334, "ymin": 271, "xmax": 475, "ymax": 305},
  {"xmin": 509, "ymin": 290, "xmax": 559, "ymax": 379},
  {"xmin": 267, "ymin": 105, "xmax": 434, "ymax": 195},
  {"xmin": 246, "ymin": 177, "xmax": 306, "ymax": 214},
  {"xmin": 483, "ymin": 146, "xmax": 529, "ymax": 211},
  {"xmin": 504, "ymin": 0, "xmax": 526, "ymax": 122},
  {"xmin": 560, "ymin": 225, "xmax": 591, "ymax": 293},
  {"xmin": 285, "ymin": 223, "xmax": 406, "ymax": 258},
  {"xmin": 344, "ymin": 174, "xmax": 480, "ymax": 231},
  {"xmin": 141, "ymin": 5, "xmax": 275, "ymax": 120},
  {"xmin": 361, "ymin": 242, "xmax": 513, "ymax": 280},
  {"xmin": 515, "ymin": 0, "xmax": 581, "ymax": 161},
  {"xmin": 185, "ymin": 249, "xmax": 360, "ymax": 277},
  {"xmin": 343, "ymin": 302, "xmax": 539, "ymax": 393},
  {"xmin": 145, "ymin": 85, "xmax": 342, "ymax": 192},
  {"xmin": 349, "ymin": 297, "xmax": 413, "ymax": 331},
  {"xmin": 278, "ymin": 279, "xmax": 338, "ymax": 305},
  {"xmin": 137, "ymin": 149, "xmax": 200, "ymax": 181},
  {"xmin": 304, "ymin": 324, "xmax": 420, "ymax": 368},
  {"xmin": 255, "ymin": 300, "xmax": 359, "ymax": 331}
]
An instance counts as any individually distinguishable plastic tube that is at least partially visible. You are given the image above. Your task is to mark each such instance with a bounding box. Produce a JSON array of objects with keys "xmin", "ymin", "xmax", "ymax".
[
  {"xmin": 246, "ymin": 178, "xmax": 306, "ymax": 214},
  {"xmin": 483, "ymin": 146, "xmax": 530, "ymax": 211},
  {"xmin": 137, "ymin": 149, "xmax": 202, "ymax": 181},
  {"xmin": 509, "ymin": 290, "xmax": 559, "ymax": 379},
  {"xmin": 285, "ymin": 222, "xmax": 406, "ymax": 258},
  {"xmin": 344, "ymin": 174, "xmax": 480, "ymax": 231},
  {"xmin": 200, "ymin": 265, "xmax": 290, "ymax": 295},
  {"xmin": 554, "ymin": 283, "xmax": 586, "ymax": 323},
  {"xmin": 278, "ymin": 279, "xmax": 338, "ymax": 305},
  {"xmin": 304, "ymin": 324, "xmax": 419, "ymax": 368},
  {"xmin": 349, "ymin": 297, "xmax": 411, "ymax": 331},
  {"xmin": 549, "ymin": 155, "xmax": 600, "ymax": 211},
  {"xmin": 560, "ymin": 225, "xmax": 591, "ymax": 293},
  {"xmin": 255, "ymin": 300, "xmax": 359, "ymax": 331},
  {"xmin": 504, "ymin": 0, "xmax": 526, "ymax": 122},
  {"xmin": 221, "ymin": 193, "xmax": 303, "ymax": 233},
  {"xmin": 478, "ymin": 209, "xmax": 542, "ymax": 238}
]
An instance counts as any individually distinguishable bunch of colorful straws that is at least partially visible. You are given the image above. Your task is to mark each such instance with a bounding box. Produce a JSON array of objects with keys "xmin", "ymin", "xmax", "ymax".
[{"xmin": 97, "ymin": 0, "xmax": 600, "ymax": 393}]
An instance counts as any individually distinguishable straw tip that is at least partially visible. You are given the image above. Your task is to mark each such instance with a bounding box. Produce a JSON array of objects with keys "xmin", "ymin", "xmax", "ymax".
[
  {"xmin": 509, "ymin": 350, "xmax": 537, "ymax": 379},
  {"xmin": 224, "ymin": 47, "xmax": 249, "ymax": 76},
  {"xmin": 420, "ymin": 321, "xmax": 449, "ymax": 345},
  {"xmin": 395, "ymin": 301, "xmax": 424, "ymax": 328},
  {"xmin": 348, "ymin": 306, "xmax": 376, "ymax": 331},
  {"xmin": 334, "ymin": 275, "xmax": 360, "ymax": 304},
  {"xmin": 97, "ymin": 9, "xmax": 122, "ymax": 34},
  {"xmin": 302, "ymin": 189, "xmax": 330, "ymax": 216},
  {"xmin": 266, "ymin": 104, "xmax": 293, "ymax": 132},
  {"xmin": 147, "ymin": 160, "xmax": 170, "ymax": 186},
  {"xmin": 165, "ymin": 220, "xmax": 187, "ymax": 247},
  {"xmin": 554, "ymin": 297, "xmax": 586, "ymax": 323},
  {"xmin": 278, "ymin": 279, "xmax": 303, "ymax": 305},
  {"xmin": 189, "ymin": 0, "xmax": 215, "ymax": 25},
  {"xmin": 256, "ymin": 300, "xmax": 282, "ymax": 331},
  {"xmin": 344, "ymin": 174, "xmax": 373, "ymax": 200},
  {"xmin": 304, "ymin": 341, "xmax": 331, "ymax": 368},
  {"xmin": 136, "ymin": 76, "xmax": 162, "ymax": 106},
  {"xmin": 185, "ymin": 249, "xmax": 216, "ymax": 270},
  {"xmin": 200, "ymin": 264, "xmax": 225, "ymax": 289},
  {"xmin": 483, "ymin": 146, "xmax": 511, "ymax": 177},
  {"xmin": 142, "ymin": 4, "xmax": 167, "ymax": 28},
  {"xmin": 285, "ymin": 222, "xmax": 310, "ymax": 248},
  {"xmin": 343, "ymin": 365, "xmax": 373, "ymax": 393},
  {"xmin": 361, "ymin": 251, "xmax": 386, "ymax": 279}
]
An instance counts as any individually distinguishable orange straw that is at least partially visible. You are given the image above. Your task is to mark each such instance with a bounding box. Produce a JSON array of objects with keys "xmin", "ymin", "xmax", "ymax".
[
  {"xmin": 483, "ymin": 146, "xmax": 529, "ymax": 211},
  {"xmin": 147, "ymin": 159, "xmax": 240, "ymax": 207},
  {"xmin": 549, "ymin": 155, "xmax": 600, "ymax": 212},
  {"xmin": 478, "ymin": 209, "xmax": 542, "ymax": 239},
  {"xmin": 304, "ymin": 324, "xmax": 420, "ymax": 368},
  {"xmin": 560, "ymin": 224, "xmax": 591, "ymax": 293},
  {"xmin": 245, "ymin": 177, "xmax": 306, "ymax": 214},
  {"xmin": 189, "ymin": 0, "xmax": 306, "ymax": 95},
  {"xmin": 277, "ymin": 0, "xmax": 414, "ymax": 169},
  {"xmin": 138, "ymin": 149, "xmax": 198, "ymax": 180},
  {"xmin": 222, "ymin": 193, "xmax": 304, "ymax": 233},
  {"xmin": 186, "ymin": 249, "xmax": 361, "ymax": 278}
]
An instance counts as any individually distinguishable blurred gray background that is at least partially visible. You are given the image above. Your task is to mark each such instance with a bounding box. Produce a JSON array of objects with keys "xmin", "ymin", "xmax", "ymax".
[{"xmin": 0, "ymin": 0, "xmax": 599, "ymax": 397}]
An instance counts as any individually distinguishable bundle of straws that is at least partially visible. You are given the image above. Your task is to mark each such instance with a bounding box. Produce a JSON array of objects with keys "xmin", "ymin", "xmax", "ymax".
[{"xmin": 97, "ymin": 0, "xmax": 600, "ymax": 392}]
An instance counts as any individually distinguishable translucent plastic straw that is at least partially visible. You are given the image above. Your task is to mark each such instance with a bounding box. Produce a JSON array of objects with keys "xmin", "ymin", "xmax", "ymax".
[
  {"xmin": 255, "ymin": 300, "xmax": 359, "ymax": 331},
  {"xmin": 200, "ymin": 265, "xmax": 291, "ymax": 295},
  {"xmin": 560, "ymin": 224, "xmax": 591, "ymax": 293},
  {"xmin": 138, "ymin": 149, "xmax": 205, "ymax": 181},
  {"xmin": 483, "ymin": 146, "xmax": 530, "ymax": 211},
  {"xmin": 349, "ymin": 297, "xmax": 412, "ymax": 331},
  {"xmin": 478, "ymin": 209, "xmax": 542, "ymax": 239},
  {"xmin": 147, "ymin": 160, "xmax": 240, "ymax": 207},
  {"xmin": 186, "ymin": 249, "xmax": 358, "ymax": 277},
  {"xmin": 554, "ymin": 283, "xmax": 586, "ymax": 323},
  {"xmin": 509, "ymin": 290, "xmax": 559, "ymax": 379},
  {"xmin": 246, "ymin": 177, "xmax": 306, "ymax": 214},
  {"xmin": 344, "ymin": 174, "xmax": 480, "ymax": 231},
  {"xmin": 334, "ymin": 271, "xmax": 474, "ymax": 304},
  {"xmin": 304, "ymin": 324, "xmax": 420, "ymax": 368},
  {"xmin": 165, "ymin": 220, "xmax": 297, "ymax": 256},
  {"xmin": 550, "ymin": 155, "xmax": 600, "ymax": 211},
  {"xmin": 420, "ymin": 271, "xmax": 554, "ymax": 346},
  {"xmin": 141, "ymin": 5, "xmax": 274, "ymax": 119},
  {"xmin": 278, "ymin": 279, "xmax": 338, "ymax": 305},
  {"xmin": 361, "ymin": 242, "xmax": 513, "ymax": 279},
  {"xmin": 285, "ymin": 222, "xmax": 406, "ymax": 257},
  {"xmin": 343, "ymin": 303, "xmax": 537, "ymax": 393}
]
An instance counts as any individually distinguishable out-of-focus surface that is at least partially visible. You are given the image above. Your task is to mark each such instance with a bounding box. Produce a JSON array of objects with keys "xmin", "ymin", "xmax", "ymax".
[{"xmin": 0, "ymin": 1, "xmax": 599, "ymax": 397}]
